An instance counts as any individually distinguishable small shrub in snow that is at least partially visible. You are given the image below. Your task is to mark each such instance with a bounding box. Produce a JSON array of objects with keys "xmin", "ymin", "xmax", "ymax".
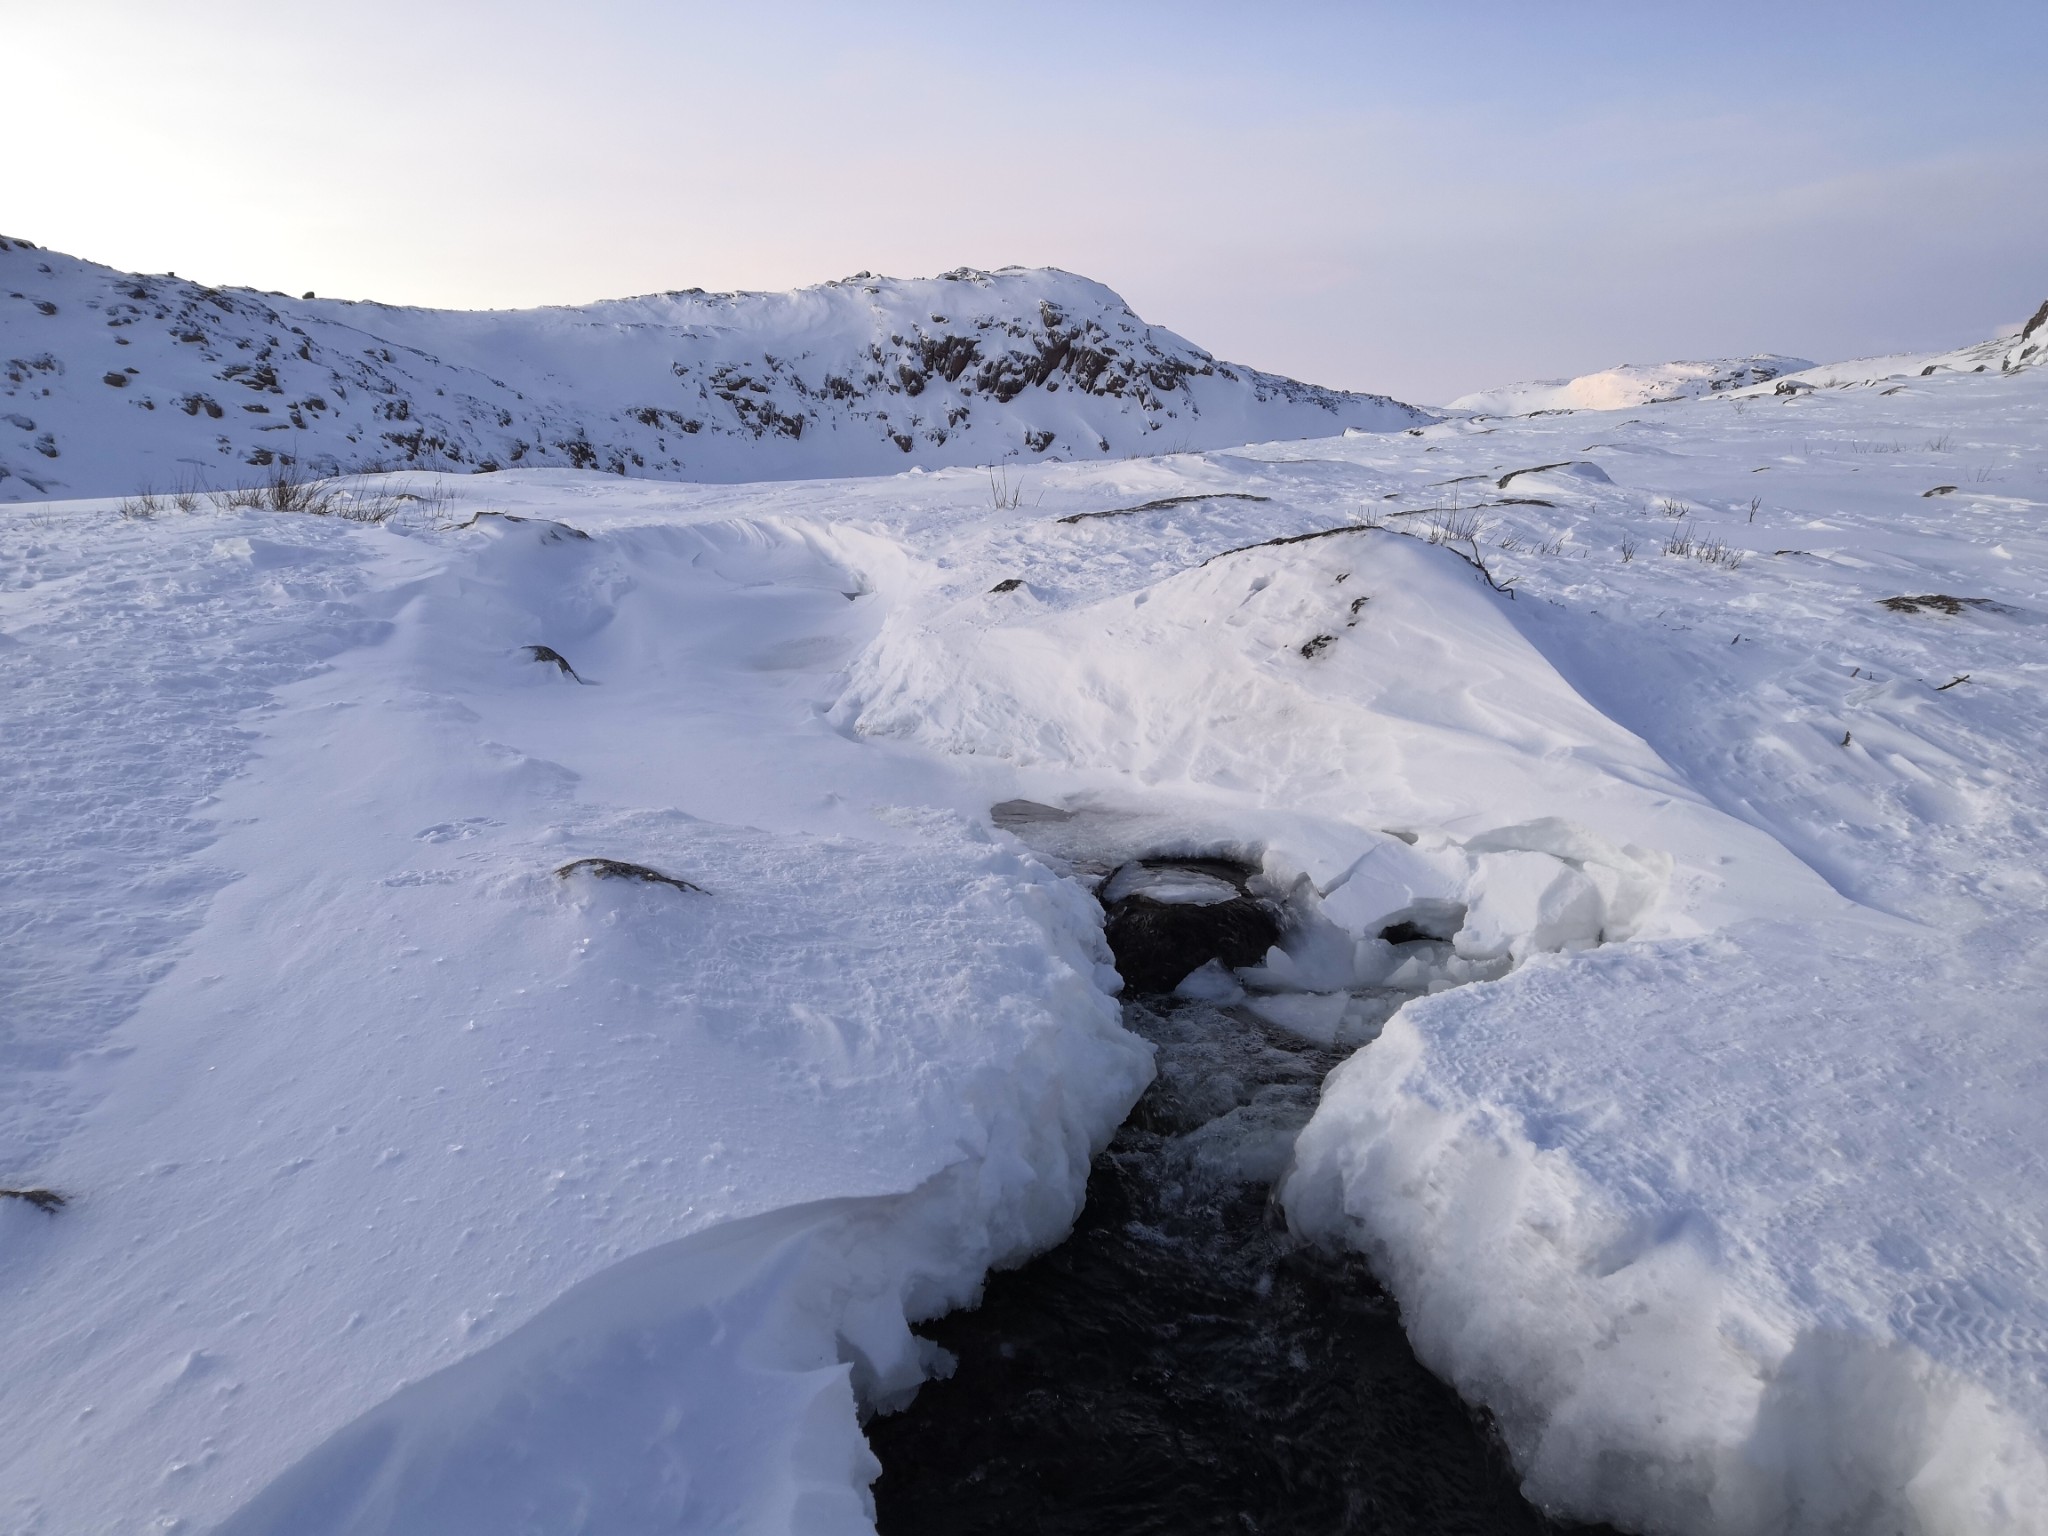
[
  {"xmin": 1662, "ymin": 523, "xmax": 1744, "ymax": 569},
  {"xmin": 988, "ymin": 466, "xmax": 1029, "ymax": 509},
  {"xmin": 209, "ymin": 463, "xmax": 433, "ymax": 522},
  {"xmin": 1424, "ymin": 507, "xmax": 1481, "ymax": 546}
]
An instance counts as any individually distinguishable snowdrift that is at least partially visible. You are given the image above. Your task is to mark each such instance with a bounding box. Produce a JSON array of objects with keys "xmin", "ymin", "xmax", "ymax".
[
  {"xmin": 0, "ymin": 233, "xmax": 1429, "ymax": 501},
  {"xmin": 1284, "ymin": 917, "xmax": 2048, "ymax": 1536},
  {"xmin": 0, "ymin": 507, "xmax": 1151, "ymax": 1532}
]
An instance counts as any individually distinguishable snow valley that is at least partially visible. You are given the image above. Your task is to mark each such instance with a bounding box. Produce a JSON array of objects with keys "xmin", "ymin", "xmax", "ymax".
[{"xmin": 2, "ymin": 241, "xmax": 2047, "ymax": 1536}]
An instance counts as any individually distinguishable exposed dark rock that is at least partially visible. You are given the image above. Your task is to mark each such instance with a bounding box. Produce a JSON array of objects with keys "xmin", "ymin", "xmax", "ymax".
[
  {"xmin": 989, "ymin": 578, "xmax": 1024, "ymax": 593},
  {"xmin": 452, "ymin": 509, "xmax": 591, "ymax": 541},
  {"xmin": 523, "ymin": 644, "xmax": 585, "ymax": 681},
  {"xmin": 1197, "ymin": 524, "xmax": 1377, "ymax": 567},
  {"xmin": 1878, "ymin": 594, "xmax": 1996, "ymax": 616},
  {"xmin": 1100, "ymin": 859, "xmax": 1280, "ymax": 993},
  {"xmin": 0, "ymin": 1187, "xmax": 66, "ymax": 1214},
  {"xmin": 1378, "ymin": 921, "xmax": 1436, "ymax": 946},
  {"xmin": 553, "ymin": 857, "xmax": 704, "ymax": 894},
  {"xmin": 1377, "ymin": 900, "xmax": 1466, "ymax": 946},
  {"xmin": 1300, "ymin": 633, "xmax": 1335, "ymax": 659},
  {"xmin": 989, "ymin": 799, "xmax": 1074, "ymax": 828},
  {"xmin": 1495, "ymin": 462, "xmax": 1576, "ymax": 489},
  {"xmin": 1056, "ymin": 492, "xmax": 1273, "ymax": 526}
]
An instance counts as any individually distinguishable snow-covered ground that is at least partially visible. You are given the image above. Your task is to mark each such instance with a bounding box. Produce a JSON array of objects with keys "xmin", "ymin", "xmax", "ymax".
[
  {"xmin": 2, "ymin": 306, "xmax": 2046, "ymax": 1534},
  {"xmin": 0, "ymin": 234, "xmax": 1428, "ymax": 502}
]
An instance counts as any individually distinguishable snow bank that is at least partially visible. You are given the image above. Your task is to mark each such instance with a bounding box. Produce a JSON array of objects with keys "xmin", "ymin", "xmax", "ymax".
[
  {"xmin": 215, "ymin": 1170, "xmax": 1083, "ymax": 1536},
  {"xmin": 1283, "ymin": 917, "xmax": 2048, "ymax": 1536},
  {"xmin": 837, "ymin": 525, "xmax": 1832, "ymax": 942}
]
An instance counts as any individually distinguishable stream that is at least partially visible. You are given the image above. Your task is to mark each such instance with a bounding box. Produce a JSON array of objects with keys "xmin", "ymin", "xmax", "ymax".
[{"xmin": 869, "ymin": 987, "xmax": 1615, "ymax": 1535}]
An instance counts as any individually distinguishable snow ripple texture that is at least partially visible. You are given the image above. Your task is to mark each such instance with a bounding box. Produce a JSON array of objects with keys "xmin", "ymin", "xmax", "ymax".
[{"xmin": 0, "ymin": 514, "xmax": 384, "ymax": 1170}]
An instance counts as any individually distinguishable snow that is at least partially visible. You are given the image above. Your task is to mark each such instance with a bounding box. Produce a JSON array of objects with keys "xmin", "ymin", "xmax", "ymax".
[
  {"xmin": 0, "ymin": 234, "xmax": 1429, "ymax": 502},
  {"xmin": 1100, "ymin": 863, "xmax": 1242, "ymax": 905},
  {"xmin": 1450, "ymin": 355, "xmax": 1814, "ymax": 415},
  {"xmin": 0, "ymin": 499, "xmax": 1153, "ymax": 1534},
  {"xmin": 2, "ymin": 275, "xmax": 2047, "ymax": 1534}
]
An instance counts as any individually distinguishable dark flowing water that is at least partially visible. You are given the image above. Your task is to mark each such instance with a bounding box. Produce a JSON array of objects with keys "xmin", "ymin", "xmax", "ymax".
[{"xmin": 868, "ymin": 994, "xmax": 1614, "ymax": 1536}]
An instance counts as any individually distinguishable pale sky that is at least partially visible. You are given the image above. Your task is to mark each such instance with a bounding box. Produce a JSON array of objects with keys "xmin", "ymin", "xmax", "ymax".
[{"xmin": 9, "ymin": 0, "xmax": 2045, "ymax": 404}]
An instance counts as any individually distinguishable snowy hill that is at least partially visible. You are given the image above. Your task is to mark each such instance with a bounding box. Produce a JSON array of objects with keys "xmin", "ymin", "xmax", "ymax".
[
  {"xmin": 1448, "ymin": 354, "xmax": 1814, "ymax": 415},
  {"xmin": 0, "ymin": 234, "xmax": 1431, "ymax": 501},
  {"xmin": 1730, "ymin": 297, "xmax": 2048, "ymax": 393}
]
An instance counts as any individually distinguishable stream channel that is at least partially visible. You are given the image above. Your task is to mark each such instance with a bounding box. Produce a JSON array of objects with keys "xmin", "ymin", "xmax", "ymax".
[{"xmin": 868, "ymin": 817, "xmax": 1620, "ymax": 1535}]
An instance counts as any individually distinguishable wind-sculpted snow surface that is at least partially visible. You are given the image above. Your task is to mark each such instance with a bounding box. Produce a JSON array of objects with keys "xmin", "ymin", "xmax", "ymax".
[
  {"xmin": 0, "ymin": 234, "xmax": 1428, "ymax": 501},
  {"xmin": 1284, "ymin": 920, "xmax": 2048, "ymax": 1536},
  {"xmin": 0, "ymin": 506, "xmax": 1153, "ymax": 1534},
  {"xmin": 1, "ymin": 330, "xmax": 2046, "ymax": 1534}
]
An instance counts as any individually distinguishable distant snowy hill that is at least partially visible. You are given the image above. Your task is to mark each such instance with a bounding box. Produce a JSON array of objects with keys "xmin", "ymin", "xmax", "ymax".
[
  {"xmin": 1448, "ymin": 355, "xmax": 1814, "ymax": 415},
  {"xmin": 0, "ymin": 234, "xmax": 1431, "ymax": 500},
  {"xmin": 1452, "ymin": 297, "xmax": 2048, "ymax": 418},
  {"xmin": 1741, "ymin": 297, "xmax": 2048, "ymax": 392}
]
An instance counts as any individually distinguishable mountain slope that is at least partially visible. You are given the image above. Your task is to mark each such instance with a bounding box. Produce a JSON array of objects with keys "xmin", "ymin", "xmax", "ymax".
[{"xmin": 0, "ymin": 235, "xmax": 1431, "ymax": 500}]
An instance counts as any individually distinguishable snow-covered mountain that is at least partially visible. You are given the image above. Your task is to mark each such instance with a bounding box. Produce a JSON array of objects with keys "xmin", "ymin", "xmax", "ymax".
[
  {"xmin": 0, "ymin": 234, "xmax": 1431, "ymax": 500},
  {"xmin": 1448, "ymin": 354, "xmax": 1813, "ymax": 415}
]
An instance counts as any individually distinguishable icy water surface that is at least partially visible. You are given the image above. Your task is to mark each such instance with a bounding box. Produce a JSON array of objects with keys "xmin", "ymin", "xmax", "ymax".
[{"xmin": 869, "ymin": 994, "xmax": 1614, "ymax": 1535}]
